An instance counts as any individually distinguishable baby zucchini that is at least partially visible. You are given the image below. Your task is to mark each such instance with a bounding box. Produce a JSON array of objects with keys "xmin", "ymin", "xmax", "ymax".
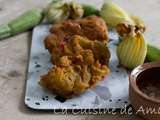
[
  {"xmin": 146, "ymin": 44, "xmax": 160, "ymax": 62},
  {"xmin": 82, "ymin": 4, "xmax": 100, "ymax": 17},
  {"xmin": 0, "ymin": 9, "xmax": 43, "ymax": 40}
]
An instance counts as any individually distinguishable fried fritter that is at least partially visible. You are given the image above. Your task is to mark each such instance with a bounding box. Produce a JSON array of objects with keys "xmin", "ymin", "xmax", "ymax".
[
  {"xmin": 44, "ymin": 16, "xmax": 108, "ymax": 53},
  {"xmin": 41, "ymin": 35, "xmax": 110, "ymax": 98}
]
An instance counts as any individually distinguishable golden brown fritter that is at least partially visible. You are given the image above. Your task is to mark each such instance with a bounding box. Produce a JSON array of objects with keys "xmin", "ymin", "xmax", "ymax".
[
  {"xmin": 40, "ymin": 16, "xmax": 110, "ymax": 99},
  {"xmin": 44, "ymin": 16, "xmax": 109, "ymax": 53},
  {"xmin": 40, "ymin": 35, "xmax": 110, "ymax": 98},
  {"xmin": 47, "ymin": 35, "xmax": 110, "ymax": 65},
  {"xmin": 40, "ymin": 64, "xmax": 109, "ymax": 98}
]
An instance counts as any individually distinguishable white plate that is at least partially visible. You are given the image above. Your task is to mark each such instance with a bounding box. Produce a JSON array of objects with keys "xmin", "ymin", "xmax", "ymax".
[{"xmin": 25, "ymin": 25, "xmax": 130, "ymax": 110}]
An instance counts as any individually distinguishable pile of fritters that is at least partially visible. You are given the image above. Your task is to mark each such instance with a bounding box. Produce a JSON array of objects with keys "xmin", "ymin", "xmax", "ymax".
[{"xmin": 40, "ymin": 16, "xmax": 110, "ymax": 98}]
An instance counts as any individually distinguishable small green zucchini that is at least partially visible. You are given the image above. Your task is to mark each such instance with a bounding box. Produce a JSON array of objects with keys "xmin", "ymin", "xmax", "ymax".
[
  {"xmin": 0, "ymin": 9, "xmax": 43, "ymax": 40},
  {"xmin": 146, "ymin": 44, "xmax": 160, "ymax": 62},
  {"xmin": 82, "ymin": 4, "xmax": 100, "ymax": 17}
]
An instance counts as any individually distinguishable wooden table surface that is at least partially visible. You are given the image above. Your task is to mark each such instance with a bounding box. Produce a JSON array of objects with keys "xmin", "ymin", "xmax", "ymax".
[{"xmin": 0, "ymin": 0, "xmax": 159, "ymax": 120}]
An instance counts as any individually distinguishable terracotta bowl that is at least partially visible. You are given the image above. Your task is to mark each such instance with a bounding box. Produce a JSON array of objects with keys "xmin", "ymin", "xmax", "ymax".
[{"xmin": 129, "ymin": 62, "xmax": 160, "ymax": 120}]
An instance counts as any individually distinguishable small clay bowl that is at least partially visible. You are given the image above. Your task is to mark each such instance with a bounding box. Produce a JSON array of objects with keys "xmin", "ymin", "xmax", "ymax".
[{"xmin": 129, "ymin": 62, "xmax": 160, "ymax": 120}]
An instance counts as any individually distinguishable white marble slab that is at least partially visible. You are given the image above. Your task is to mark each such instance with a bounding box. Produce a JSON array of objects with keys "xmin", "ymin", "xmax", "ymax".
[{"xmin": 25, "ymin": 25, "xmax": 130, "ymax": 110}]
